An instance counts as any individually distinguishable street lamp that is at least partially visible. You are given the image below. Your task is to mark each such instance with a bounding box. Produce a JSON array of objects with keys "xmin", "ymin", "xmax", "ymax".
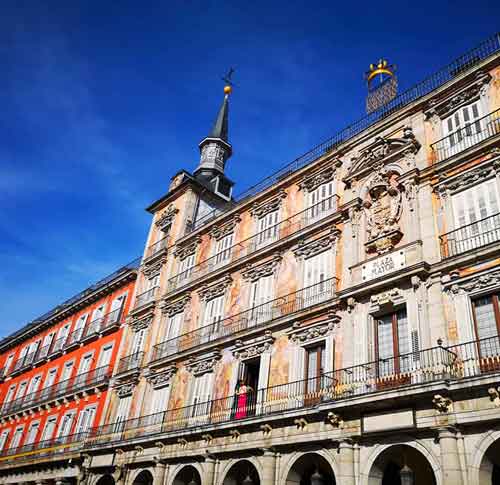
[{"xmin": 311, "ymin": 468, "xmax": 325, "ymax": 485}]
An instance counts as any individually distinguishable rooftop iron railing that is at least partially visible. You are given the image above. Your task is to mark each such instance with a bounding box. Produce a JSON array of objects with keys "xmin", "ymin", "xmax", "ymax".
[
  {"xmin": 169, "ymin": 195, "xmax": 339, "ymax": 293},
  {"xmin": 116, "ymin": 352, "xmax": 144, "ymax": 375},
  {"xmin": 0, "ymin": 366, "xmax": 110, "ymax": 418},
  {"xmin": 153, "ymin": 277, "xmax": 337, "ymax": 363},
  {"xmin": 188, "ymin": 33, "xmax": 500, "ymax": 233},
  {"xmin": 0, "ymin": 431, "xmax": 87, "ymax": 461},
  {"xmin": 86, "ymin": 336, "xmax": 500, "ymax": 448},
  {"xmin": 431, "ymin": 108, "xmax": 500, "ymax": 163},
  {"xmin": 144, "ymin": 236, "xmax": 170, "ymax": 260},
  {"xmin": 439, "ymin": 212, "xmax": 500, "ymax": 259}
]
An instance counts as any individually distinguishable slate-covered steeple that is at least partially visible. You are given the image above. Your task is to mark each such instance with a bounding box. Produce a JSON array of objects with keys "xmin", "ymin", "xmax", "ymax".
[{"xmin": 194, "ymin": 80, "xmax": 234, "ymax": 200}]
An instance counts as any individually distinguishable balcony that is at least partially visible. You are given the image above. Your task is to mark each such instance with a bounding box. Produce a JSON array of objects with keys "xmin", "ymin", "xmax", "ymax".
[
  {"xmin": 168, "ymin": 194, "xmax": 340, "ymax": 293},
  {"xmin": 439, "ymin": 212, "xmax": 500, "ymax": 259},
  {"xmin": 0, "ymin": 431, "xmax": 86, "ymax": 462},
  {"xmin": 144, "ymin": 236, "xmax": 169, "ymax": 262},
  {"xmin": 133, "ymin": 287, "xmax": 159, "ymax": 311},
  {"xmin": 85, "ymin": 336, "xmax": 500, "ymax": 449},
  {"xmin": 153, "ymin": 277, "xmax": 337, "ymax": 364},
  {"xmin": 81, "ymin": 308, "xmax": 124, "ymax": 342},
  {"xmin": 431, "ymin": 108, "xmax": 500, "ymax": 163},
  {"xmin": 0, "ymin": 366, "xmax": 110, "ymax": 418},
  {"xmin": 47, "ymin": 335, "xmax": 67, "ymax": 357},
  {"xmin": 65, "ymin": 327, "xmax": 84, "ymax": 350},
  {"xmin": 116, "ymin": 351, "xmax": 144, "ymax": 376}
]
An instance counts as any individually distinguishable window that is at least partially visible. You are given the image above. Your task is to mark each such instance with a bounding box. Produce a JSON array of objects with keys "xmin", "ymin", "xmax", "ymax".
[
  {"xmin": 25, "ymin": 421, "xmax": 40, "ymax": 445},
  {"xmin": 443, "ymin": 100, "xmax": 484, "ymax": 152},
  {"xmin": 150, "ymin": 386, "xmax": 171, "ymax": 415},
  {"xmin": 305, "ymin": 343, "xmax": 326, "ymax": 399},
  {"xmin": 472, "ymin": 293, "xmax": 500, "ymax": 359},
  {"xmin": 115, "ymin": 396, "xmax": 132, "ymax": 423},
  {"xmin": 40, "ymin": 416, "xmax": 57, "ymax": 442},
  {"xmin": 57, "ymin": 411, "xmax": 76, "ymax": 438},
  {"xmin": 213, "ymin": 233, "xmax": 234, "ymax": 266},
  {"xmin": 73, "ymin": 314, "xmax": 89, "ymax": 341},
  {"xmin": 25, "ymin": 374, "xmax": 43, "ymax": 404},
  {"xmin": 375, "ymin": 308, "xmax": 410, "ymax": 377},
  {"xmin": 178, "ymin": 254, "xmax": 196, "ymax": 281},
  {"xmin": 4, "ymin": 354, "xmax": 14, "ymax": 373},
  {"xmin": 10, "ymin": 426, "xmax": 23, "ymax": 449},
  {"xmin": 132, "ymin": 328, "xmax": 146, "ymax": 355},
  {"xmin": 40, "ymin": 368, "xmax": 58, "ymax": 401},
  {"xmin": 451, "ymin": 179, "xmax": 500, "ymax": 254},
  {"xmin": 98, "ymin": 344, "xmax": 113, "ymax": 369},
  {"xmin": 303, "ymin": 250, "xmax": 333, "ymax": 305},
  {"xmin": 17, "ymin": 346, "xmax": 29, "ymax": 367},
  {"xmin": 3, "ymin": 385, "xmax": 16, "ymax": 405},
  {"xmin": 257, "ymin": 210, "xmax": 279, "ymax": 248},
  {"xmin": 75, "ymin": 354, "xmax": 93, "ymax": 387},
  {"xmin": 53, "ymin": 323, "xmax": 71, "ymax": 352},
  {"xmin": 75, "ymin": 406, "xmax": 97, "ymax": 435},
  {"xmin": 164, "ymin": 312, "xmax": 183, "ymax": 355},
  {"xmin": 59, "ymin": 361, "xmax": 74, "ymax": 390},
  {"xmin": 25, "ymin": 340, "xmax": 41, "ymax": 365},
  {"xmin": 15, "ymin": 381, "xmax": 28, "ymax": 400},
  {"xmin": 0, "ymin": 430, "xmax": 9, "ymax": 451},
  {"xmin": 249, "ymin": 275, "xmax": 274, "ymax": 325},
  {"xmin": 307, "ymin": 181, "xmax": 336, "ymax": 221},
  {"xmin": 108, "ymin": 293, "xmax": 127, "ymax": 324},
  {"xmin": 202, "ymin": 294, "xmax": 225, "ymax": 338},
  {"xmin": 38, "ymin": 333, "xmax": 55, "ymax": 359},
  {"xmin": 190, "ymin": 374, "xmax": 213, "ymax": 417},
  {"xmin": 89, "ymin": 305, "xmax": 106, "ymax": 333}
]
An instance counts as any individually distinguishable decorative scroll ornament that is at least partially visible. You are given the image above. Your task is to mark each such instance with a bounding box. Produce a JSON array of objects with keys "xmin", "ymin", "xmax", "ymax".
[
  {"xmin": 232, "ymin": 332, "xmax": 275, "ymax": 360},
  {"xmin": 115, "ymin": 382, "xmax": 136, "ymax": 398},
  {"xmin": 425, "ymin": 71, "xmax": 491, "ymax": 120},
  {"xmin": 434, "ymin": 159, "xmax": 500, "ymax": 196},
  {"xmin": 448, "ymin": 269, "xmax": 500, "ymax": 295},
  {"xmin": 209, "ymin": 214, "xmax": 241, "ymax": 240},
  {"xmin": 160, "ymin": 294, "xmax": 191, "ymax": 317},
  {"xmin": 250, "ymin": 189, "xmax": 287, "ymax": 218},
  {"xmin": 147, "ymin": 366, "xmax": 177, "ymax": 389},
  {"xmin": 363, "ymin": 168, "xmax": 403, "ymax": 254},
  {"xmin": 186, "ymin": 351, "xmax": 221, "ymax": 376},
  {"xmin": 370, "ymin": 288, "xmax": 404, "ymax": 307},
  {"xmin": 129, "ymin": 315, "xmax": 153, "ymax": 332},
  {"xmin": 155, "ymin": 204, "xmax": 179, "ymax": 232},
  {"xmin": 288, "ymin": 319, "xmax": 338, "ymax": 345},
  {"xmin": 298, "ymin": 162, "xmax": 341, "ymax": 193},
  {"xmin": 197, "ymin": 275, "xmax": 233, "ymax": 301},
  {"xmin": 293, "ymin": 228, "xmax": 340, "ymax": 259},
  {"xmin": 242, "ymin": 253, "xmax": 282, "ymax": 282},
  {"xmin": 174, "ymin": 235, "xmax": 202, "ymax": 260},
  {"xmin": 142, "ymin": 256, "xmax": 167, "ymax": 279}
]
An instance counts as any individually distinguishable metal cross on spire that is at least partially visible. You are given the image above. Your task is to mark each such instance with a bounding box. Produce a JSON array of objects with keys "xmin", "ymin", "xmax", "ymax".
[{"xmin": 222, "ymin": 67, "xmax": 236, "ymax": 87}]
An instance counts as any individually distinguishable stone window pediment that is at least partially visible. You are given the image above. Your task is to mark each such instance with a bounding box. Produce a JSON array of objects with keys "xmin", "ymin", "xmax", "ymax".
[
  {"xmin": 129, "ymin": 314, "xmax": 153, "ymax": 332},
  {"xmin": 142, "ymin": 257, "xmax": 167, "ymax": 279},
  {"xmin": 174, "ymin": 235, "xmax": 202, "ymax": 260},
  {"xmin": 250, "ymin": 189, "xmax": 287, "ymax": 218},
  {"xmin": 369, "ymin": 288, "xmax": 405, "ymax": 313},
  {"xmin": 242, "ymin": 253, "xmax": 282, "ymax": 282},
  {"xmin": 209, "ymin": 214, "xmax": 241, "ymax": 240},
  {"xmin": 186, "ymin": 350, "xmax": 221, "ymax": 376},
  {"xmin": 297, "ymin": 160, "xmax": 342, "ymax": 193},
  {"xmin": 293, "ymin": 229, "xmax": 340, "ymax": 260},
  {"xmin": 146, "ymin": 365, "xmax": 177, "ymax": 389},
  {"xmin": 444, "ymin": 268, "xmax": 500, "ymax": 296},
  {"xmin": 287, "ymin": 317, "xmax": 339, "ymax": 345},
  {"xmin": 231, "ymin": 332, "xmax": 275, "ymax": 360},
  {"xmin": 197, "ymin": 275, "xmax": 233, "ymax": 301},
  {"xmin": 155, "ymin": 204, "xmax": 179, "ymax": 232},
  {"xmin": 161, "ymin": 294, "xmax": 190, "ymax": 317},
  {"xmin": 114, "ymin": 381, "xmax": 136, "ymax": 398}
]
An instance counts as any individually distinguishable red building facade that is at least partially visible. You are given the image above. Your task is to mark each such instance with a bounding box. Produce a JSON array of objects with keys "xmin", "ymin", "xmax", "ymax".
[{"xmin": 0, "ymin": 259, "xmax": 138, "ymax": 477}]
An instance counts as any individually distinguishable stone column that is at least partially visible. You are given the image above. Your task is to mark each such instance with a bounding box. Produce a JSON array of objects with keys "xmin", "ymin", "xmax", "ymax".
[
  {"xmin": 203, "ymin": 457, "xmax": 216, "ymax": 485},
  {"xmin": 438, "ymin": 427, "xmax": 464, "ymax": 485},
  {"xmin": 261, "ymin": 449, "xmax": 277, "ymax": 485},
  {"xmin": 338, "ymin": 439, "xmax": 355, "ymax": 485},
  {"xmin": 154, "ymin": 461, "xmax": 168, "ymax": 485}
]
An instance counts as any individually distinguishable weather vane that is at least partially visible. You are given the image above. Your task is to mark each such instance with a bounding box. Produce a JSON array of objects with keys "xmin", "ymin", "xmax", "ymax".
[{"xmin": 222, "ymin": 67, "xmax": 236, "ymax": 86}]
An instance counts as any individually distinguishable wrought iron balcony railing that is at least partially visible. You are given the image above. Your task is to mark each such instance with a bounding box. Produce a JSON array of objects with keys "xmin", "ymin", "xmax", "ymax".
[
  {"xmin": 0, "ymin": 366, "xmax": 110, "ymax": 418},
  {"xmin": 0, "ymin": 431, "xmax": 87, "ymax": 461},
  {"xmin": 439, "ymin": 212, "xmax": 500, "ymax": 259},
  {"xmin": 116, "ymin": 352, "xmax": 144, "ymax": 375},
  {"xmin": 153, "ymin": 277, "xmax": 337, "ymax": 363},
  {"xmin": 144, "ymin": 236, "xmax": 169, "ymax": 260},
  {"xmin": 186, "ymin": 34, "xmax": 500, "ymax": 234},
  {"xmin": 169, "ymin": 195, "xmax": 339, "ymax": 293},
  {"xmin": 431, "ymin": 108, "xmax": 500, "ymax": 163},
  {"xmin": 134, "ymin": 287, "xmax": 159, "ymax": 309},
  {"xmin": 86, "ymin": 336, "xmax": 500, "ymax": 448},
  {"xmin": 81, "ymin": 307, "xmax": 124, "ymax": 341}
]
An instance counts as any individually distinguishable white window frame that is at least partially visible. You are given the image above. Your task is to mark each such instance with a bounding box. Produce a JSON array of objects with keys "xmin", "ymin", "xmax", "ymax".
[
  {"xmin": 57, "ymin": 410, "xmax": 76, "ymax": 438},
  {"xmin": 108, "ymin": 293, "xmax": 127, "ymax": 324},
  {"xmin": 249, "ymin": 275, "xmax": 275, "ymax": 325},
  {"xmin": 306, "ymin": 180, "xmax": 336, "ymax": 222},
  {"xmin": 75, "ymin": 405, "xmax": 97, "ymax": 435},
  {"xmin": 213, "ymin": 233, "xmax": 234, "ymax": 267},
  {"xmin": 115, "ymin": 395, "xmax": 132, "ymax": 423},
  {"xmin": 4, "ymin": 354, "xmax": 14, "ymax": 373},
  {"xmin": 0, "ymin": 430, "xmax": 9, "ymax": 451},
  {"xmin": 150, "ymin": 386, "xmax": 171, "ymax": 415},
  {"xmin": 10, "ymin": 426, "xmax": 24, "ymax": 449},
  {"xmin": 256, "ymin": 210, "xmax": 280, "ymax": 248},
  {"xmin": 178, "ymin": 253, "xmax": 196, "ymax": 282},
  {"xmin": 15, "ymin": 380, "xmax": 28, "ymax": 400},
  {"xmin": 97, "ymin": 343, "xmax": 114, "ymax": 369},
  {"xmin": 189, "ymin": 373, "xmax": 214, "ymax": 420},
  {"xmin": 25, "ymin": 420, "xmax": 40, "ymax": 445},
  {"xmin": 40, "ymin": 415, "xmax": 58, "ymax": 442}
]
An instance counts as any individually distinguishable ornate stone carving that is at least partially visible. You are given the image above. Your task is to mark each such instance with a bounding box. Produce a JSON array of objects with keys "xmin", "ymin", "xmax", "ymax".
[
  {"xmin": 298, "ymin": 162, "xmax": 341, "ymax": 193},
  {"xmin": 349, "ymin": 207, "xmax": 362, "ymax": 239},
  {"xmin": 363, "ymin": 168, "xmax": 403, "ymax": 254},
  {"xmin": 155, "ymin": 204, "xmax": 179, "ymax": 232},
  {"xmin": 403, "ymin": 176, "xmax": 419, "ymax": 212},
  {"xmin": 242, "ymin": 253, "xmax": 282, "ymax": 282},
  {"xmin": 174, "ymin": 235, "xmax": 202, "ymax": 260},
  {"xmin": 186, "ymin": 350, "xmax": 221, "ymax": 376},
  {"xmin": 209, "ymin": 214, "xmax": 241, "ymax": 240},
  {"xmin": 293, "ymin": 229, "xmax": 341, "ymax": 259},
  {"xmin": 147, "ymin": 366, "xmax": 177, "ymax": 389},
  {"xmin": 115, "ymin": 382, "xmax": 135, "ymax": 398},
  {"xmin": 161, "ymin": 294, "xmax": 191, "ymax": 317},
  {"xmin": 294, "ymin": 418, "xmax": 308, "ymax": 429},
  {"xmin": 142, "ymin": 256, "xmax": 167, "ymax": 279},
  {"xmin": 425, "ymin": 71, "xmax": 492, "ymax": 120},
  {"xmin": 232, "ymin": 332, "xmax": 275, "ymax": 360},
  {"xmin": 260, "ymin": 424, "xmax": 272, "ymax": 435},
  {"xmin": 448, "ymin": 269, "xmax": 500, "ymax": 295},
  {"xmin": 326, "ymin": 412, "xmax": 344, "ymax": 428},
  {"xmin": 370, "ymin": 288, "xmax": 405, "ymax": 310},
  {"xmin": 435, "ymin": 160, "xmax": 500, "ymax": 196},
  {"xmin": 197, "ymin": 275, "xmax": 233, "ymax": 301},
  {"xmin": 129, "ymin": 315, "xmax": 153, "ymax": 332},
  {"xmin": 488, "ymin": 387, "xmax": 500, "ymax": 407},
  {"xmin": 288, "ymin": 319, "xmax": 338, "ymax": 344},
  {"xmin": 250, "ymin": 190, "xmax": 287, "ymax": 218},
  {"xmin": 432, "ymin": 394, "xmax": 453, "ymax": 413}
]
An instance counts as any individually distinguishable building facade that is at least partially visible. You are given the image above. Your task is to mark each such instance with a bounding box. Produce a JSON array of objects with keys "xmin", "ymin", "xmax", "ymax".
[
  {"xmin": 1, "ymin": 33, "xmax": 500, "ymax": 485},
  {"xmin": 0, "ymin": 260, "xmax": 139, "ymax": 485}
]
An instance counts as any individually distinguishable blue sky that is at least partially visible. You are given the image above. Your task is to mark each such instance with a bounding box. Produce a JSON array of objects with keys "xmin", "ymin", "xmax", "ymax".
[{"xmin": 1, "ymin": 1, "xmax": 499, "ymax": 337}]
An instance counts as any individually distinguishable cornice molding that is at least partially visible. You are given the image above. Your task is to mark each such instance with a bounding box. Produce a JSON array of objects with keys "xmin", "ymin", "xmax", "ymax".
[
  {"xmin": 445, "ymin": 268, "xmax": 500, "ymax": 295},
  {"xmin": 129, "ymin": 314, "xmax": 154, "ymax": 332},
  {"xmin": 114, "ymin": 381, "xmax": 137, "ymax": 398},
  {"xmin": 288, "ymin": 317, "xmax": 339, "ymax": 345},
  {"xmin": 142, "ymin": 255, "xmax": 167, "ymax": 279}
]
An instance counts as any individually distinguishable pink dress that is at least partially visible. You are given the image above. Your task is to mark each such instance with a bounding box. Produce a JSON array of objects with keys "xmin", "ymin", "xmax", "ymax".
[{"xmin": 235, "ymin": 388, "xmax": 249, "ymax": 419}]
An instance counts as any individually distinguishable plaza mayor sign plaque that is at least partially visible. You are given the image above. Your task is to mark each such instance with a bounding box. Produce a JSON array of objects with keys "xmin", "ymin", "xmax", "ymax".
[{"xmin": 361, "ymin": 250, "xmax": 406, "ymax": 282}]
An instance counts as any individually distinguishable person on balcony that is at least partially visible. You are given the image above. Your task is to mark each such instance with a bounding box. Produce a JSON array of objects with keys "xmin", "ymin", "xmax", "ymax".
[{"xmin": 234, "ymin": 380, "xmax": 253, "ymax": 419}]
